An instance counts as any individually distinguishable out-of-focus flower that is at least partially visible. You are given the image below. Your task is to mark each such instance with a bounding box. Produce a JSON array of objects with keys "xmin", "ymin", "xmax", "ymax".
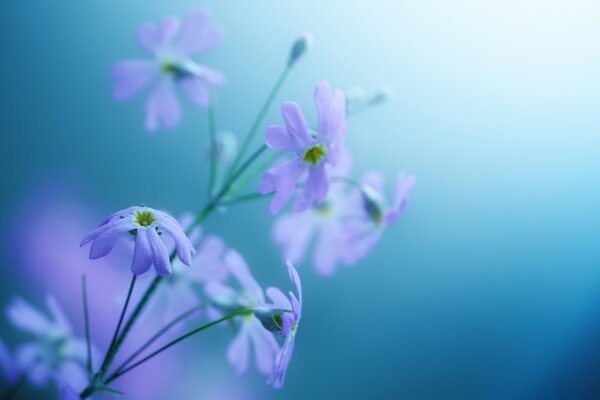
[
  {"xmin": 287, "ymin": 32, "xmax": 313, "ymax": 68},
  {"xmin": 341, "ymin": 172, "xmax": 415, "ymax": 265},
  {"xmin": 60, "ymin": 385, "xmax": 80, "ymax": 400},
  {"xmin": 259, "ymin": 80, "xmax": 346, "ymax": 215},
  {"xmin": 112, "ymin": 9, "xmax": 225, "ymax": 132},
  {"xmin": 211, "ymin": 131, "xmax": 238, "ymax": 164},
  {"xmin": 205, "ymin": 250, "xmax": 279, "ymax": 377},
  {"xmin": 256, "ymin": 261, "xmax": 302, "ymax": 389},
  {"xmin": 272, "ymin": 150, "xmax": 352, "ymax": 276},
  {"xmin": 0, "ymin": 338, "xmax": 19, "ymax": 384},
  {"xmin": 81, "ymin": 206, "xmax": 195, "ymax": 276},
  {"xmin": 4, "ymin": 297, "xmax": 92, "ymax": 391}
]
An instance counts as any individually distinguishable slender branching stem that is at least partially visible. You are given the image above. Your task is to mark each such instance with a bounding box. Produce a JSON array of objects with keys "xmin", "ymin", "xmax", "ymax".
[{"xmin": 82, "ymin": 275, "xmax": 93, "ymax": 375}]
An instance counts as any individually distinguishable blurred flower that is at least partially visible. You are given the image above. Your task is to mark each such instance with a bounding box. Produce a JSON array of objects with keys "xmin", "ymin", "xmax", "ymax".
[
  {"xmin": 287, "ymin": 32, "xmax": 313, "ymax": 68},
  {"xmin": 4, "ymin": 297, "xmax": 91, "ymax": 391},
  {"xmin": 81, "ymin": 206, "xmax": 195, "ymax": 276},
  {"xmin": 213, "ymin": 131, "xmax": 238, "ymax": 164},
  {"xmin": 205, "ymin": 250, "xmax": 279, "ymax": 377},
  {"xmin": 112, "ymin": 9, "xmax": 225, "ymax": 131},
  {"xmin": 272, "ymin": 149, "xmax": 352, "ymax": 276},
  {"xmin": 259, "ymin": 80, "xmax": 346, "ymax": 215},
  {"xmin": 264, "ymin": 261, "xmax": 302, "ymax": 388},
  {"xmin": 61, "ymin": 385, "xmax": 79, "ymax": 400},
  {"xmin": 341, "ymin": 172, "xmax": 415, "ymax": 265},
  {"xmin": 0, "ymin": 338, "xmax": 19, "ymax": 384}
]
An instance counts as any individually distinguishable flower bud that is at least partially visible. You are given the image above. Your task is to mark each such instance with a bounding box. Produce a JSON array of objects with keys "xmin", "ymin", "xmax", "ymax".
[
  {"xmin": 288, "ymin": 32, "xmax": 313, "ymax": 67},
  {"xmin": 254, "ymin": 307, "xmax": 294, "ymax": 337},
  {"xmin": 367, "ymin": 86, "xmax": 393, "ymax": 107}
]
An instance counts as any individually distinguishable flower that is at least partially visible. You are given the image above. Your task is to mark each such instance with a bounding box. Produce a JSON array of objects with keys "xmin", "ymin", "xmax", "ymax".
[
  {"xmin": 259, "ymin": 80, "xmax": 346, "ymax": 215},
  {"xmin": 112, "ymin": 9, "xmax": 225, "ymax": 132},
  {"xmin": 258, "ymin": 261, "xmax": 302, "ymax": 389},
  {"xmin": 341, "ymin": 172, "xmax": 415, "ymax": 265},
  {"xmin": 205, "ymin": 250, "xmax": 279, "ymax": 376},
  {"xmin": 272, "ymin": 149, "xmax": 352, "ymax": 276},
  {"xmin": 5, "ymin": 297, "xmax": 92, "ymax": 391},
  {"xmin": 81, "ymin": 206, "xmax": 195, "ymax": 276}
]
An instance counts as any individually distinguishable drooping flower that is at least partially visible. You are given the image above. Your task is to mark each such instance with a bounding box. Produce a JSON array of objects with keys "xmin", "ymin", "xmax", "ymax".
[
  {"xmin": 81, "ymin": 206, "xmax": 195, "ymax": 276},
  {"xmin": 255, "ymin": 261, "xmax": 302, "ymax": 388},
  {"xmin": 341, "ymin": 172, "xmax": 415, "ymax": 265},
  {"xmin": 272, "ymin": 149, "xmax": 352, "ymax": 276},
  {"xmin": 112, "ymin": 9, "xmax": 225, "ymax": 132},
  {"xmin": 5, "ymin": 297, "xmax": 92, "ymax": 392},
  {"xmin": 259, "ymin": 80, "xmax": 346, "ymax": 215},
  {"xmin": 205, "ymin": 250, "xmax": 279, "ymax": 376}
]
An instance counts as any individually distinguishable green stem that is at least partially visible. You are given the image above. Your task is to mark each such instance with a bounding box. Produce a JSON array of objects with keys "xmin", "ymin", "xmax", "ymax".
[
  {"xmin": 98, "ymin": 275, "xmax": 137, "ymax": 377},
  {"xmin": 82, "ymin": 275, "xmax": 93, "ymax": 375},
  {"xmin": 207, "ymin": 98, "xmax": 218, "ymax": 198},
  {"xmin": 105, "ymin": 308, "xmax": 251, "ymax": 384},
  {"xmin": 111, "ymin": 303, "xmax": 206, "ymax": 376},
  {"xmin": 220, "ymin": 192, "xmax": 266, "ymax": 207},
  {"xmin": 226, "ymin": 66, "xmax": 291, "ymax": 181}
]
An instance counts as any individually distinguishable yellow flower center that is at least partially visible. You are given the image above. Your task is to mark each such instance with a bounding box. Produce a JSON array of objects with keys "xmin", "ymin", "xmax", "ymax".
[
  {"xmin": 303, "ymin": 144, "xmax": 327, "ymax": 166},
  {"xmin": 134, "ymin": 210, "xmax": 156, "ymax": 227}
]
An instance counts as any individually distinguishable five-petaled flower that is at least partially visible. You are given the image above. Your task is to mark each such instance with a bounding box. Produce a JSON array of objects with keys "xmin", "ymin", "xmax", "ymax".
[
  {"xmin": 112, "ymin": 9, "xmax": 225, "ymax": 132},
  {"xmin": 81, "ymin": 206, "xmax": 195, "ymax": 276},
  {"xmin": 259, "ymin": 80, "xmax": 346, "ymax": 215}
]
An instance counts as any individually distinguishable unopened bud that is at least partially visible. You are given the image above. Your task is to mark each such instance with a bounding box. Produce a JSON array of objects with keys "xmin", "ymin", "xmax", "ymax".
[{"xmin": 288, "ymin": 32, "xmax": 313, "ymax": 67}]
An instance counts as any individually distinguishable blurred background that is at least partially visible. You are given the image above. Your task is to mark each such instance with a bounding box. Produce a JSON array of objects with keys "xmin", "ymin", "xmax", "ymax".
[{"xmin": 1, "ymin": 0, "xmax": 600, "ymax": 398}]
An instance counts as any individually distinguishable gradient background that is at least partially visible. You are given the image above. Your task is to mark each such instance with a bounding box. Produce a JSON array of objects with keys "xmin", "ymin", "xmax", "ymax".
[{"xmin": 1, "ymin": 0, "xmax": 600, "ymax": 399}]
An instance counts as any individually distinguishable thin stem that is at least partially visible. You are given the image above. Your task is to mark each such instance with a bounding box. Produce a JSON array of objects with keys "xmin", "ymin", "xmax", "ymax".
[
  {"xmin": 220, "ymin": 192, "xmax": 266, "ymax": 207},
  {"xmin": 207, "ymin": 98, "xmax": 218, "ymax": 198},
  {"xmin": 82, "ymin": 275, "xmax": 93, "ymax": 375},
  {"xmin": 112, "ymin": 303, "xmax": 206, "ymax": 376},
  {"xmin": 226, "ymin": 66, "xmax": 291, "ymax": 181},
  {"xmin": 98, "ymin": 275, "xmax": 137, "ymax": 377},
  {"xmin": 1, "ymin": 374, "xmax": 26, "ymax": 400},
  {"xmin": 105, "ymin": 308, "xmax": 251, "ymax": 384}
]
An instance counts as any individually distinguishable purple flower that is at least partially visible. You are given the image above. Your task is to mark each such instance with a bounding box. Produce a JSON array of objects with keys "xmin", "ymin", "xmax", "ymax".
[
  {"xmin": 81, "ymin": 206, "xmax": 195, "ymax": 276},
  {"xmin": 112, "ymin": 9, "xmax": 225, "ymax": 132},
  {"xmin": 205, "ymin": 250, "xmax": 279, "ymax": 376},
  {"xmin": 341, "ymin": 172, "xmax": 415, "ymax": 265},
  {"xmin": 5, "ymin": 297, "xmax": 92, "ymax": 391},
  {"xmin": 259, "ymin": 80, "xmax": 346, "ymax": 215},
  {"xmin": 258, "ymin": 261, "xmax": 302, "ymax": 389},
  {"xmin": 272, "ymin": 149, "xmax": 352, "ymax": 276}
]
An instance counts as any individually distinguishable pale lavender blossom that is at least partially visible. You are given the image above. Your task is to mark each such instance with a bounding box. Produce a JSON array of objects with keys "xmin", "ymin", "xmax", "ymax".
[
  {"xmin": 272, "ymin": 149, "xmax": 352, "ymax": 276},
  {"xmin": 112, "ymin": 9, "xmax": 225, "ymax": 132},
  {"xmin": 5, "ymin": 297, "xmax": 92, "ymax": 392},
  {"xmin": 257, "ymin": 261, "xmax": 302, "ymax": 389},
  {"xmin": 81, "ymin": 206, "xmax": 195, "ymax": 276},
  {"xmin": 205, "ymin": 250, "xmax": 279, "ymax": 377},
  {"xmin": 341, "ymin": 172, "xmax": 415, "ymax": 265},
  {"xmin": 259, "ymin": 80, "xmax": 346, "ymax": 215}
]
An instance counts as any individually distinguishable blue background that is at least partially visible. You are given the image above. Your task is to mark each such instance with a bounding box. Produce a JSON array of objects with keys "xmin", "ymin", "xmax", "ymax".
[{"xmin": 1, "ymin": 0, "xmax": 600, "ymax": 398}]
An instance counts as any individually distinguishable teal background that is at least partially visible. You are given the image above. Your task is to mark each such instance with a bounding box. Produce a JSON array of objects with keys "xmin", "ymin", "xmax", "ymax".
[{"xmin": 1, "ymin": 0, "xmax": 600, "ymax": 398}]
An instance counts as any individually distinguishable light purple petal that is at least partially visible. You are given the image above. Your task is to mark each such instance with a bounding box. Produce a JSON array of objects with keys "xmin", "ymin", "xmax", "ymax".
[
  {"xmin": 145, "ymin": 79, "xmax": 181, "ymax": 132},
  {"xmin": 137, "ymin": 16, "xmax": 181, "ymax": 53},
  {"xmin": 295, "ymin": 165, "xmax": 329, "ymax": 212},
  {"xmin": 273, "ymin": 211, "xmax": 317, "ymax": 263},
  {"xmin": 15, "ymin": 344, "xmax": 50, "ymax": 386},
  {"xmin": 176, "ymin": 9, "xmax": 224, "ymax": 55},
  {"xmin": 249, "ymin": 321, "xmax": 278, "ymax": 375},
  {"xmin": 147, "ymin": 227, "xmax": 172, "ymax": 275},
  {"xmin": 265, "ymin": 287, "xmax": 292, "ymax": 310},
  {"xmin": 204, "ymin": 281, "xmax": 236, "ymax": 304},
  {"xmin": 385, "ymin": 173, "xmax": 416, "ymax": 224},
  {"xmin": 6, "ymin": 298, "xmax": 51, "ymax": 335},
  {"xmin": 80, "ymin": 217, "xmax": 133, "ymax": 247},
  {"xmin": 46, "ymin": 296, "xmax": 71, "ymax": 334},
  {"xmin": 89, "ymin": 221, "xmax": 135, "ymax": 260},
  {"xmin": 131, "ymin": 227, "xmax": 152, "ymax": 275},
  {"xmin": 61, "ymin": 385, "xmax": 80, "ymax": 400},
  {"xmin": 281, "ymin": 102, "xmax": 312, "ymax": 149},
  {"xmin": 199, "ymin": 65, "xmax": 226, "ymax": 87},
  {"xmin": 267, "ymin": 334, "xmax": 295, "ymax": 388},
  {"xmin": 286, "ymin": 260, "xmax": 302, "ymax": 309},
  {"xmin": 226, "ymin": 250, "xmax": 264, "ymax": 304},
  {"xmin": 193, "ymin": 235, "xmax": 229, "ymax": 283},
  {"xmin": 314, "ymin": 80, "xmax": 346, "ymax": 144},
  {"xmin": 259, "ymin": 158, "xmax": 305, "ymax": 215},
  {"xmin": 227, "ymin": 328, "xmax": 250, "ymax": 376},
  {"xmin": 55, "ymin": 361, "xmax": 88, "ymax": 392},
  {"xmin": 313, "ymin": 223, "xmax": 342, "ymax": 277},
  {"xmin": 111, "ymin": 60, "xmax": 158, "ymax": 100},
  {"xmin": 180, "ymin": 78, "xmax": 210, "ymax": 107},
  {"xmin": 341, "ymin": 220, "xmax": 383, "ymax": 265},
  {"xmin": 361, "ymin": 171, "xmax": 385, "ymax": 196},
  {"xmin": 156, "ymin": 217, "xmax": 195, "ymax": 266}
]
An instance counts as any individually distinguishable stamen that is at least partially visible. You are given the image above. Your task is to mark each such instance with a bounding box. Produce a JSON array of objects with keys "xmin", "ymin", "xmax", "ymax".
[{"xmin": 303, "ymin": 144, "xmax": 327, "ymax": 165}]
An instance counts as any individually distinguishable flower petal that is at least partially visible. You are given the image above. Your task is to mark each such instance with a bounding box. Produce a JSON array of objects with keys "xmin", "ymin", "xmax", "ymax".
[
  {"xmin": 131, "ymin": 227, "xmax": 152, "ymax": 275},
  {"xmin": 180, "ymin": 77, "xmax": 210, "ymax": 107},
  {"xmin": 259, "ymin": 158, "xmax": 305, "ymax": 215},
  {"xmin": 80, "ymin": 217, "xmax": 133, "ymax": 247},
  {"xmin": 295, "ymin": 165, "xmax": 329, "ymax": 212},
  {"xmin": 46, "ymin": 296, "xmax": 71, "ymax": 334},
  {"xmin": 176, "ymin": 9, "xmax": 224, "ymax": 55},
  {"xmin": 226, "ymin": 250, "xmax": 264, "ymax": 304},
  {"xmin": 6, "ymin": 298, "xmax": 51, "ymax": 335},
  {"xmin": 281, "ymin": 101, "xmax": 312, "ymax": 149},
  {"xmin": 265, "ymin": 287, "xmax": 291, "ymax": 310},
  {"xmin": 111, "ymin": 60, "xmax": 158, "ymax": 100},
  {"xmin": 314, "ymin": 80, "xmax": 346, "ymax": 144},
  {"xmin": 89, "ymin": 221, "xmax": 134, "ymax": 260},
  {"xmin": 147, "ymin": 227, "xmax": 172, "ymax": 276},
  {"xmin": 267, "ymin": 334, "xmax": 295, "ymax": 388},
  {"xmin": 137, "ymin": 16, "xmax": 180, "ymax": 53},
  {"xmin": 273, "ymin": 211, "xmax": 316, "ymax": 263},
  {"xmin": 286, "ymin": 261, "xmax": 302, "ymax": 309},
  {"xmin": 385, "ymin": 173, "xmax": 416, "ymax": 225},
  {"xmin": 227, "ymin": 328, "xmax": 250, "ymax": 376},
  {"xmin": 249, "ymin": 321, "xmax": 278, "ymax": 375},
  {"xmin": 156, "ymin": 217, "xmax": 194, "ymax": 266},
  {"xmin": 145, "ymin": 79, "xmax": 181, "ymax": 132},
  {"xmin": 199, "ymin": 66, "xmax": 226, "ymax": 87},
  {"xmin": 313, "ymin": 223, "xmax": 342, "ymax": 277},
  {"xmin": 266, "ymin": 125, "xmax": 302, "ymax": 153}
]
